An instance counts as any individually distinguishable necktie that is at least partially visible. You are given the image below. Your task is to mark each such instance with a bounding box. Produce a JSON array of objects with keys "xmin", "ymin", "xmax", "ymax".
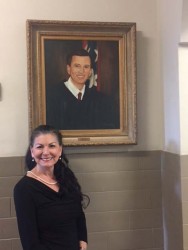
[{"xmin": 78, "ymin": 92, "xmax": 82, "ymax": 100}]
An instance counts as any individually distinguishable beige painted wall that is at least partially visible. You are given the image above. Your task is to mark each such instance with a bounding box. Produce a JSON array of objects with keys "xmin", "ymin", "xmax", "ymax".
[
  {"xmin": 0, "ymin": 0, "xmax": 163, "ymax": 156},
  {"xmin": 159, "ymin": 0, "xmax": 188, "ymax": 155}
]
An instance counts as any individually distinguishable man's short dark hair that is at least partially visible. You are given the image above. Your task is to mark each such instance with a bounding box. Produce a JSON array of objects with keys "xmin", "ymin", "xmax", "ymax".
[{"xmin": 66, "ymin": 48, "xmax": 93, "ymax": 68}]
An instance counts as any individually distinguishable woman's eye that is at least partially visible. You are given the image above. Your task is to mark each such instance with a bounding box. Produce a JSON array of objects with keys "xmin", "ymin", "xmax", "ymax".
[{"xmin": 49, "ymin": 144, "xmax": 55, "ymax": 148}]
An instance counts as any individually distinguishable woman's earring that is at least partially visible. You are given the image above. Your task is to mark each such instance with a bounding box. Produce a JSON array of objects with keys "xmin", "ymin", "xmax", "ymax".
[
  {"xmin": 32, "ymin": 158, "xmax": 35, "ymax": 162},
  {"xmin": 59, "ymin": 156, "xmax": 61, "ymax": 160}
]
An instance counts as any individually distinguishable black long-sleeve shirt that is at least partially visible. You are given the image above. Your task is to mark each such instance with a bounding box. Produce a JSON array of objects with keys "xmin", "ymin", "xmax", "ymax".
[{"xmin": 14, "ymin": 176, "xmax": 87, "ymax": 250}]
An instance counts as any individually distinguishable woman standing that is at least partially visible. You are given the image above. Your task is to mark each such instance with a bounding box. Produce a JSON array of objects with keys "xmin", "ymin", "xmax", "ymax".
[{"xmin": 14, "ymin": 125, "xmax": 88, "ymax": 250}]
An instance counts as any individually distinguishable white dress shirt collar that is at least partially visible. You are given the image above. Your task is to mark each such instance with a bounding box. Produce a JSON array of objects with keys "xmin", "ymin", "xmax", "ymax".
[{"xmin": 64, "ymin": 77, "xmax": 85, "ymax": 100}]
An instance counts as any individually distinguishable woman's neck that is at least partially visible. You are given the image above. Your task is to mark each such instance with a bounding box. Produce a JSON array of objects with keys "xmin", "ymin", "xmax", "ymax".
[{"xmin": 33, "ymin": 166, "xmax": 55, "ymax": 179}]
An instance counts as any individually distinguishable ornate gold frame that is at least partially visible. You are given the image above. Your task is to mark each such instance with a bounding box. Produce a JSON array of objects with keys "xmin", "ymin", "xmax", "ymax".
[{"xmin": 27, "ymin": 20, "xmax": 137, "ymax": 146}]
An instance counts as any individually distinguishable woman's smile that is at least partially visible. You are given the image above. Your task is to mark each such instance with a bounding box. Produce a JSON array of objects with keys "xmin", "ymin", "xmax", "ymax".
[{"xmin": 40, "ymin": 157, "xmax": 53, "ymax": 161}]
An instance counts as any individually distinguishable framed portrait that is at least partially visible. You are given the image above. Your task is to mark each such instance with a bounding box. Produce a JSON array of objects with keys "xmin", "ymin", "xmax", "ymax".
[{"xmin": 27, "ymin": 20, "xmax": 137, "ymax": 146}]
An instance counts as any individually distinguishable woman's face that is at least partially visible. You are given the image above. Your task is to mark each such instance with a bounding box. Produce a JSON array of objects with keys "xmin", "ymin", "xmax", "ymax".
[{"xmin": 30, "ymin": 133, "xmax": 62, "ymax": 170}]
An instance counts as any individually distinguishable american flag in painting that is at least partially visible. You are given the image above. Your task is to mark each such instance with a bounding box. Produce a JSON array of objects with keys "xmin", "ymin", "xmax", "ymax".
[{"xmin": 82, "ymin": 40, "xmax": 99, "ymax": 89}]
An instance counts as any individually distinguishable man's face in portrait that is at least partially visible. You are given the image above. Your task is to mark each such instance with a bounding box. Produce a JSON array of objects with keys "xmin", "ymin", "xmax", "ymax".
[{"xmin": 67, "ymin": 56, "xmax": 92, "ymax": 90}]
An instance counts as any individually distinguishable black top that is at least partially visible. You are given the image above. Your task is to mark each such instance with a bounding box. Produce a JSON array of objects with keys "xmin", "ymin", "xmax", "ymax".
[
  {"xmin": 46, "ymin": 82, "xmax": 119, "ymax": 130},
  {"xmin": 14, "ymin": 176, "xmax": 87, "ymax": 250}
]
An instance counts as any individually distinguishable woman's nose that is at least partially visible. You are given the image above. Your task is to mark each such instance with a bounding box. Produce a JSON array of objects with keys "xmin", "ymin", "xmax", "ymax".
[{"xmin": 42, "ymin": 147, "xmax": 49, "ymax": 154}]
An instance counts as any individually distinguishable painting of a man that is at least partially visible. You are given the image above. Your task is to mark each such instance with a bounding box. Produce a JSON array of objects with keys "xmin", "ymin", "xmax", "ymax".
[{"xmin": 46, "ymin": 44, "xmax": 120, "ymax": 130}]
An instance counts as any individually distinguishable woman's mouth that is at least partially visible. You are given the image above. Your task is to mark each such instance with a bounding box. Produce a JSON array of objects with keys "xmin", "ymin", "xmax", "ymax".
[{"xmin": 41, "ymin": 157, "xmax": 53, "ymax": 161}]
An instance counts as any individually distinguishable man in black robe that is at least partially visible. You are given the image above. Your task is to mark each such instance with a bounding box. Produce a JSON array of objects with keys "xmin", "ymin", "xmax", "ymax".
[{"xmin": 46, "ymin": 49, "xmax": 118, "ymax": 130}]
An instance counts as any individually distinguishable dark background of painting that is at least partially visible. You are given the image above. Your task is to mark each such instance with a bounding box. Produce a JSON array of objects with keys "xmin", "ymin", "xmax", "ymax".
[{"xmin": 44, "ymin": 40, "xmax": 120, "ymax": 129}]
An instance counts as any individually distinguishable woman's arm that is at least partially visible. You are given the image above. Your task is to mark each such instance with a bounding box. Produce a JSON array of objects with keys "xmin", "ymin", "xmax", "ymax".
[
  {"xmin": 14, "ymin": 182, "xmax": 48, "ymax": 250},
  {"xmin": 77, "ymin": 206, "xmax": 88, "ymax": 249}
]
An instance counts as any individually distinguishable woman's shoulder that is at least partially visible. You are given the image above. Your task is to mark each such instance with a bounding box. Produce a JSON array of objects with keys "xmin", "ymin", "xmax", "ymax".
[{"xmin": 14, "ymin": 175, "xmax": 33, "ymax": 193}]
